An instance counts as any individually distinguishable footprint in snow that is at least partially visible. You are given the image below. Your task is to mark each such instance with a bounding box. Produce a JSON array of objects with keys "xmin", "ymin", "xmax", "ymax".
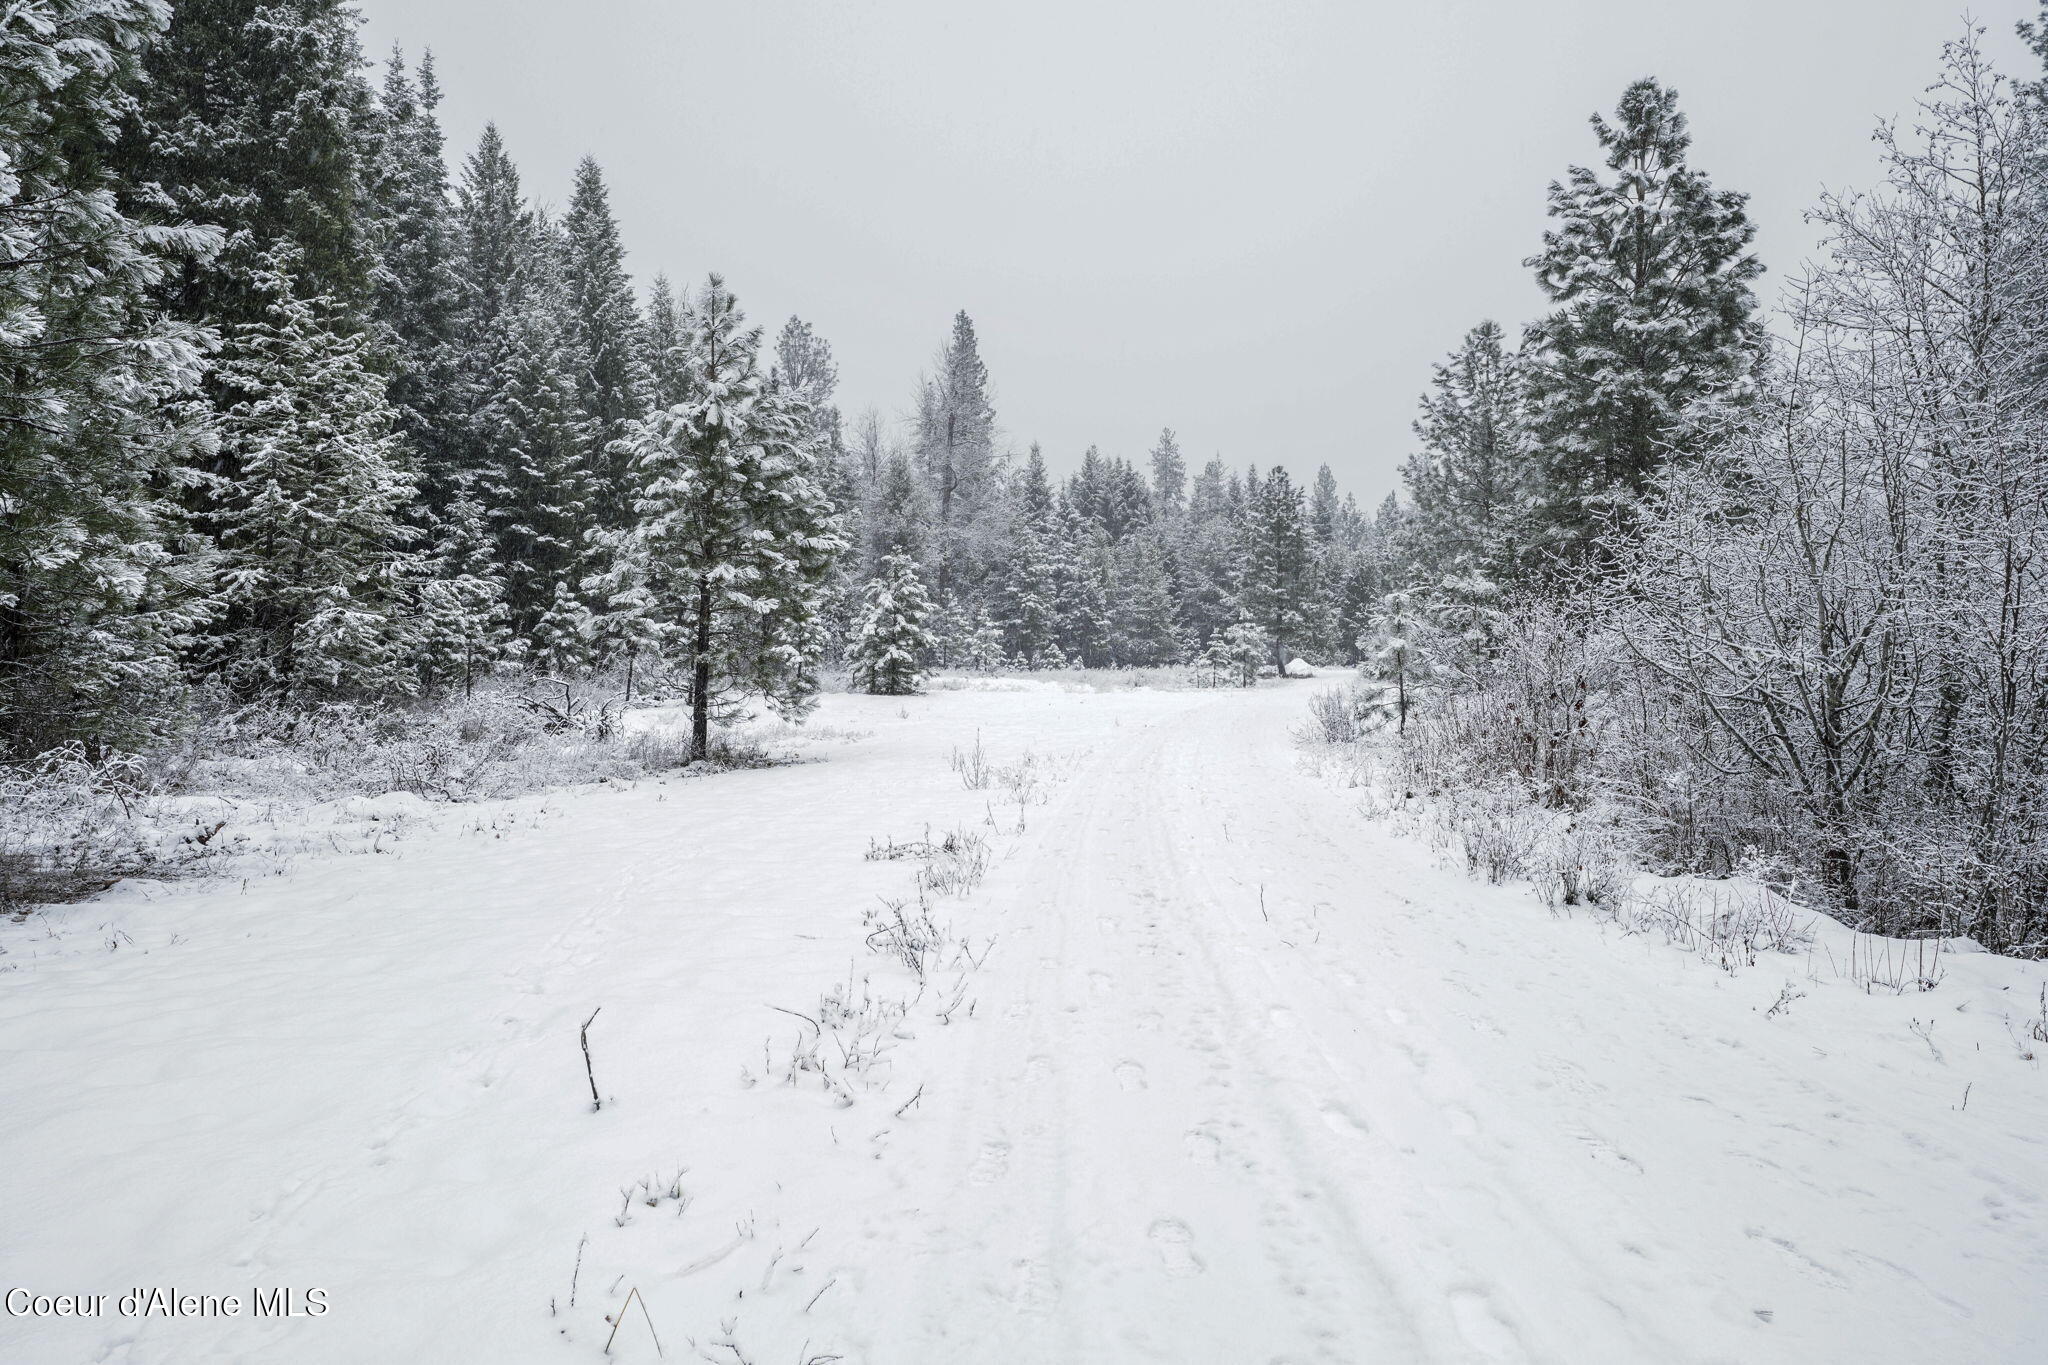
[
  {"xmin": 1447, "ymin": 1287, "xmax": 1528, "ymax": 1362},
  {"xmin": 1115, "ymin": 1060, "xmax": 1148, "ymax": 1091},
  {"xmin": 969, "ymin": 1141, "xmax": 1011, "ymax": 1187},
  {"xmin": 1320, "ymin": 1103, "xmax": 1369, "ymax": 1140},
  {"xmin": 1148, "ymin": 1218, "xmax": 1204, "ymax": 1277},
  {"xmin": 1008, "ymin": 1259, "xmax": 1062, "ymax": 1315}
]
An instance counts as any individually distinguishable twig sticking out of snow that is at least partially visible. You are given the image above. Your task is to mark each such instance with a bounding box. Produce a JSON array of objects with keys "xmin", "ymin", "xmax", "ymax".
[
  {"xmin": 602, "ymin": 1284, "xmax": 662, "ymax": 1357},
  {"xmin": 582, "ymin": 1006, "xmax": 604, "ymax": 1112}
]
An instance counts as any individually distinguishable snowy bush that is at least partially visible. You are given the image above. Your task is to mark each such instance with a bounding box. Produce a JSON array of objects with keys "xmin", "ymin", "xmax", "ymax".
[
  {"xmin": 0, "ymin": 747, "xmax": 219, "ymax": 908},
  {"xmin": 1300, "ymin": 684, "xmax": 1371, "ymax": 744}
]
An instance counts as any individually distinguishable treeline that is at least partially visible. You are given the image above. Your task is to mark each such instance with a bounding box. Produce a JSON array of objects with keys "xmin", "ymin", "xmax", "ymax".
[
  {"xmin": 842, "ymin": 352, "xmax": 1395, "ymax": 677},
  {"xmin": 1371, "ymin": 23, "xmax": 2048, "ymax": 956},
  {"xmin": 3, "ymin": 0, "xmax": 1394, "ymax": 765}
]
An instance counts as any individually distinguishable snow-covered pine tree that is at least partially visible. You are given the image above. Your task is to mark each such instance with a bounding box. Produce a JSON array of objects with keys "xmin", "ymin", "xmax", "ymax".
[
  {"xmin": 1200, "ymin": 621, "xmax": 1269, "ymax": 688},
  {"xmin": 1149, "ymin": 429, "xmax": 1188, "ymax": 518},
  {"xmin": 861, "ymin": 450, "xmax": 932, "ymax": 579},
  {"xmin": 609, "ymin": 275, "xmax": 844, "ymax": 758},
  {"xmin": 850, "ymin": 553, "xmax": 939, "ymax": 694},
  {"xmin": 1308, "ymin": 465, "xmax": 1341, "ymax": 544},
  {"xmin": 454, "ymin": 131, "xmax": 597, "ymax": 643},
  {"xmin": 1176, "ymin": 457, "xmax": 1240, "ymax": 649},
  {"xmin": 452, "ymin": 124, "xmax": 526, "ymax": 355},
  {"xmin": 528, "ymin": 580, "xmax": 594, "ymax": 678},
  {"xmin": 202, "ymin": 256, "xmax": 422, "ymax": 699},
  {"xmin": 1401, "ymin": 320, "xmax": 1536, "ymax": 586},
  {"xmin": 580, "ymin": 534, "xmax": 670, "ymax": 701},
  {"xmin": 1331, "ymin": 561, "xmax": 1380, "ymax": 665},
  {"xmin": 997, "ymin": 531, "xmax": 1061, "ymax": 667},
  {"xmin": 915, "ymin": 311, "xmax": 1001, "ymax": 599},
  {"xmin": 0, "ymin": 0, "xmax": 221, "ymax": 754},
  {"xmin": 640, "ymin": 275, "xmax": 687, "ymax": 409},
  {"xmin": 963, "ymin": 610, "xmax": 1008, "ymax": 672},
  {"xmin": 560, "ymin": 157, "xmax": 649, "ymax": 531},
  {"xmin": 1107, "ymin": 536, "xmax": 1182, "ymax": 666},
  {"xmin": 1359, "ymin": 590, "xmax": 1434, "ymax": 734},
  {"xmin": 1053, "ymin": 503, "xmax": 1110, "ymax": 667},
  {"xmin": 774, "ymin": 315, "xmax": 859, "ymax": 656},
  {"xmin": 409, "ymin": 488, "xmax": 508, "ymax": 697},
  {"xmin": 366, "ymin": 47, "xmax": 466, "ymax": 515},
  {"xmin": 117, "ymin": 0, "xmax": 378, "ymax": 328},
  {"xmin": 774, "ymin": 316, "xmax": 844, "ymax": 473},
  {"xmin": 1235, "ymin": 466, "xmax": 1313, "ymax": 668},
  {"xmin": 928, "ymin": 595, "xmax": 973, "ymax": 670},
  {"xmin": 1069, "ymin": 446, "xmax": 1110, "ymax": 529},
  {"xmin": 1523, "ymin": 79, "xmax": 1762, "ymax": 567},
  {"xmin": 989, "ymin": 443, "xmax": 1060, "ymax": 664},
  {"xmin": 1104, "ymin": 458, "xmax": 1153, "ymax": 541}
]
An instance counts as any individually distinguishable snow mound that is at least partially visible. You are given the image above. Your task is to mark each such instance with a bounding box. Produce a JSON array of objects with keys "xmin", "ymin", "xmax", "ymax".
[{"xmin": 1283, "ymin": 657, "xmax": 1314, "ymax": 678}]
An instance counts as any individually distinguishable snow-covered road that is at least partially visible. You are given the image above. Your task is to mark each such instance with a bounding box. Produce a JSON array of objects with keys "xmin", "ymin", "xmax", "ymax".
[{"xmin": 4, "ymin": 681, "xmax": 2045, "ymax": 1363}]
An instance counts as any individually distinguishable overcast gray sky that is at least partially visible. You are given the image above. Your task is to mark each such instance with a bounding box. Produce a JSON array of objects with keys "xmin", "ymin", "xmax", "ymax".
[{"xmin": 360, "ymin": 0, "xmax": 2038, "ymax": 503}]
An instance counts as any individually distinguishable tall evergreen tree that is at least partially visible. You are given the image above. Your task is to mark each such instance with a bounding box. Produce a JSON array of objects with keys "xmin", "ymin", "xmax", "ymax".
[
  {"xmin": 1, "ymin": 0, "xmax": 220, "ymax": 754},
  {"xmin": 117, "ymin": 0, "xmax": 378, "ymax": 328},
  {"xmin": 471, "ymin": 235, "xmax": 597, "ymax": 640},
  {"xmin": 366, "ymin": 47, "xmax": 464, "ymax": 511},
  {"xmin": 640, "ymin": 274, "xmax": 686, "ymax": 408},
  {"xmin": 452, "ymin": 124, "xmax": 527, "ymax": 349},
  {"xmin": 1308, "ymin": 465, "xmax": 1341, "ymax": 544},
  {"xmin": 1106, "ymin": 536, "xmax": 1181, "ymax": 665},
  {"xmin": 449, "ymin": 127, "xmax": 593, "ymax": 642},
  {"xmin": 560, "ymin": 156, "xmax": 649, "ymax": 530},
  {"xmin": 201, "ymin": 258, "xmax": 421, "ymax": 698},
  {"xmin": 775, "ymin": 315, "xmax": 851, "ymax": 512},
  {"xmin": 1402, "ymin": 320, "xmax": 1536, "ymax": 584},
  {"xmin": 1149, "ymin": 428, "xmax": 1188, "ymax": 516},
  {"xmin": 915, "ymin": 310, "xmax": 1000, "ymax": 598},
  {"xmin": 1523, "ymin": 78, "xmax": 1762, "ymax": 565},
  {"xmin": 1177, "ymin": 457, "xmax": 1241, "ymax": 647},
  {"xmin": 995, "ymin": 444, "xmax": 1062, "ymax": 664},
  {"xmin": 1052, "ymin": 504, "xmax": 1110, "ymax": 666},
  {"xmin": 863, "ymin": 451, "xmax": 932, "ymax": 576},
  {"xmin": 604, "ymin": 276, "xmax": 842, "ymax": 758},
  {"xmin": 1237, "ymin": 466, "xmax": 1313, "ymax": 666}
]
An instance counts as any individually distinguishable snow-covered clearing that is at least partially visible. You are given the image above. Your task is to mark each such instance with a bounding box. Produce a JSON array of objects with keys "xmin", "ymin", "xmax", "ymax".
[{"xmin": 4, "ymin": 680, "xmax": 2046, "ymax": 1363}]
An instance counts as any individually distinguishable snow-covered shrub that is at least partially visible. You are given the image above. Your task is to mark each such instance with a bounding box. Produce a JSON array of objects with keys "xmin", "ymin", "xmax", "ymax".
[
  {"xmin": 1621, "ymin": 882, "xmax": 1815, "ymax": 973},
  {"xmin": 1531, "ymin": 807, "xmax": 1633, "ymax": 910},
  {"xmin": 861, "ymin": 825, "xmax": 990, "ymax": 898},
  {"xmin": 1300, "ymin": 684, "xmax": 1368, "ymax": 744},
  {"xmin": 0, "ymin": 666, "xmax": 821, "ymax": 913},
  {"xmin": 950, "ymin": 733, "xmax": 992, "ymax": 790},
  {"xmin": 0, "ymin": 748, "xmax": 225, "ymax": 908},
  {"xmin": 757, "ymin": 974, "xmax": 907, "ymax": 1105},
  {"xmin": 865, "ymin": 893, "xmax": 947, "ymax": 982},
  {"xmin": 1431, "ymin": 785, "xmax": 1547, "ymax": 885},
  {"xmin": 919, "ymin": 826, "xmax": 990, "ymax": 898}
]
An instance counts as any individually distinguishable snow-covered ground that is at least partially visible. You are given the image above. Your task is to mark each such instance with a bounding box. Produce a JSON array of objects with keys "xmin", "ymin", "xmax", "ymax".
[{"xmin": 3, "ymin": 680, "xmax": 2046, "ymax": 1363}]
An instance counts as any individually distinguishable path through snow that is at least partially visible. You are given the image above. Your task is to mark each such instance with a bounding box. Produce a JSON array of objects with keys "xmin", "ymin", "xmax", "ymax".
[{"xmin": 3, "ymin": 681, "xmax": 2045, "ymax": 1363}]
